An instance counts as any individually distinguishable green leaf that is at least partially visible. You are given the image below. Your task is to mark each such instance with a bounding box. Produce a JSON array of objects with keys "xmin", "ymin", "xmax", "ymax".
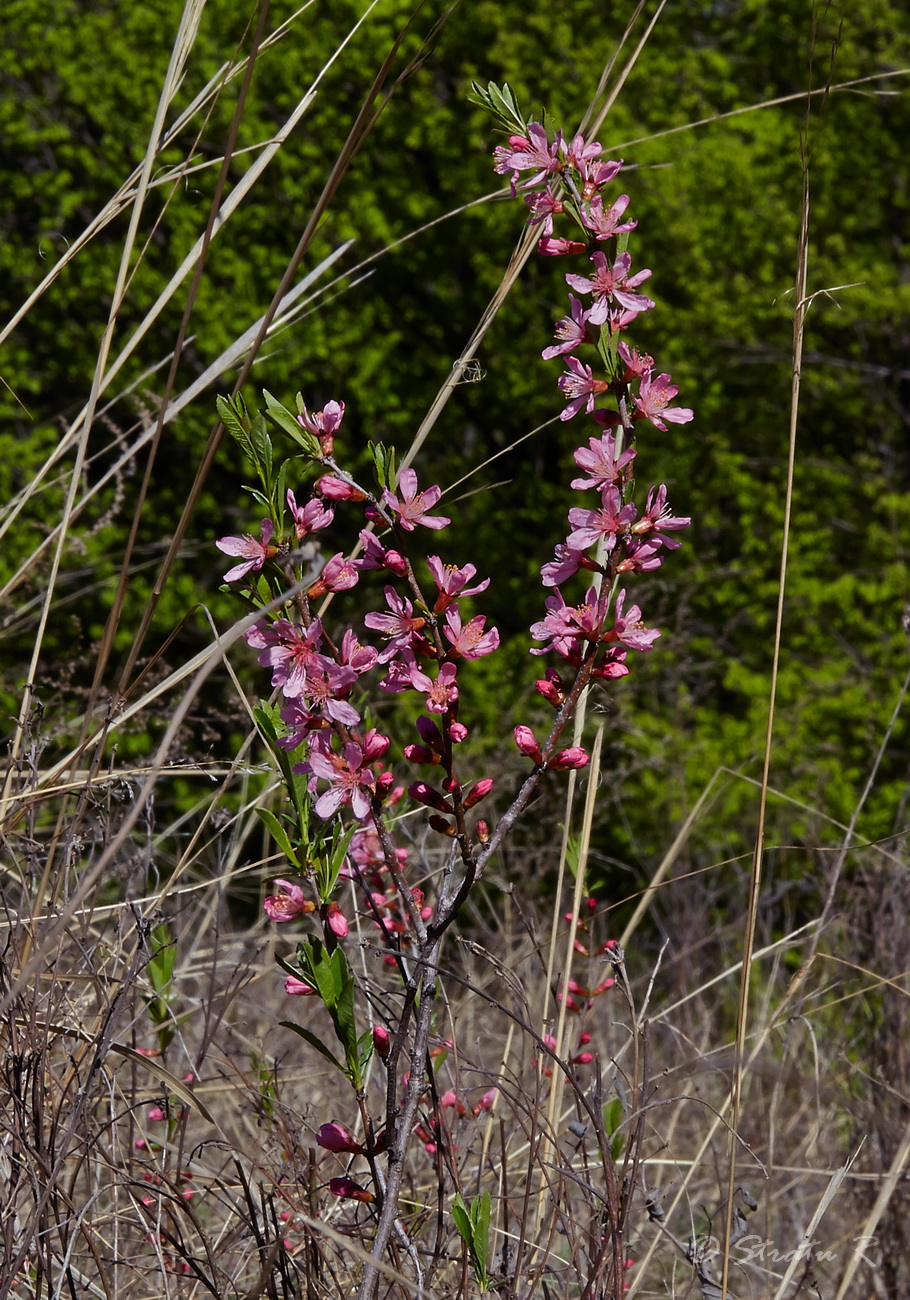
[
  {"xmin": 256, "ymin": 807, "xmax": 301, "ymax": 870},
  {"xmin": 472, "ymin": 1190, "xmax": 492, "ymax": 1274},
  {"xmin": 263, "ymin": 389, "xmax": 317, "ymax": 452},
  {"xmin": 147, "ymin": 923, "xmax": 176, "ymax": 995},
  {"xmin": 451, "ymin": 1192, "xmax": 473, "ymax": 1246},
  {"xmin": 280, "ymin": 1022, "xmax": 346, "ymax": 1074}
]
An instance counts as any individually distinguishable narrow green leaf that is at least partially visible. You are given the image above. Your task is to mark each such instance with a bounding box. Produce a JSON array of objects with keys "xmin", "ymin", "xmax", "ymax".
[
  {"xmin": 280, "ymin": 1022, "xmax": 345, "ymax": 1074},
  {"xmin": 263, "ymin": 389, "xmax": 316, "ymax": 451},
  {"xmin": 256, "ymin": 808, "xmax": 300, "ymax": 870},
  {"xmin": 451, "ymin": 1193, "xmax": 473, "ymax": 1246}
]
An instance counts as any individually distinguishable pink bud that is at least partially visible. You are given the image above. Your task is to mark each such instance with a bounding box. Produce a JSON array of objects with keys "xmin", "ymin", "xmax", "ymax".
[
  {"xmin": 538, "ymin": 236, "xmax": 587, "ymax": 256},
  {"xmin": 429, "ymin": 815, "xmax": 455, "ymax": 836},
  {"xmin": 284, "ymin": 976, "xmax": 317, "ymax": 996},
  {"xmin": 572, "ymin": 1051, "xmax": 595, "ymax": 1065},
  {"xmin": 409, "ymin": 781, "xmax": 453, "ymax": 814},
  {"xmin": 361, "ymin": 728, "xmax": 391, "ymax": 761},
  {"xmin": 448, "ymin": 721, "xmax": 468, "ymax": 743},
  {"xmin": 549, "ymin": 747, "xmax": 589, "ymax": 770},
  {"xmin": 316, "ymin": 475, "xmax": 365, "ymax": 502},
  {"xmin": 147, "ymin": 1106, "xmax": 166, "ymax": 1123},
  {"xmin": 514, "ymin": 725, "xmax": 543, "ymax": 762},
  {"xmin": 464, "ymin": 778, "xmax": 493, "ymax": 808},
  {"xmin": 316, "ymin": 1122, "xmax": 362, "ymax": 1154},
  {"xmin": 373, "ymin": 1025, "xmax": 391, "ymax": 1059},
  {"xmin": 329, "ymin": 1176, "xmax": 373, "ymax": 1202},
  {"xmin": 326, "ymin": 901, "xmax": 348, "ymax": 938},
  {"xmin": 404, "ymin": 744, "xmax": 437, "ymax": 764},
  {"xmin": 475, "ymin": 819, "xmax": 490, "ymax": 843}
]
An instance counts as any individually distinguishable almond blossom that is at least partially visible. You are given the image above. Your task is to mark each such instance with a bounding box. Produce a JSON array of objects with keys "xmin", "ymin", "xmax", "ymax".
[
  {"xmin": 566, "ymin": 250, "xmax": 655, "ymax": 324},
  {"xmin": 381, "ymin": 468, "xmax": 450, "ymax": 531},
  {"xmin": 216, "ymin": 519, "xmax": 276, "ymax": 583},
  {"xmin": 631, "ymin": 370, "xmax": 695, "ymax": 430}
]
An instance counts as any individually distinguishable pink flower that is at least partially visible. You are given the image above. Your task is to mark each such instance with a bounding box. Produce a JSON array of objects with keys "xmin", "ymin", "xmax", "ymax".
[
  {"xmin": 364, "ymin": 587, "xmax": 427, "ymax": 662},
  {"xmin": 382, "ymin": 469, "xmax": 450, "ymax": 531},
  {"xmin": 542, "ymin": 295, "xmax": 594, "ymax": 361},
  {"xmin": 308, "ymin": 741, "xmax": 376, "ymax": 820},
  {"xmin": 407, "ymin": 661, "xmax": 458, "ymax": 714},
  {"xmin": 566, "ymin": 251, "xmax": 655, "ymax": 324},
  {"xmin": 631, "ymin": 484, "xmax": 690, "ymax": 549},
  {"xmin": 570, "ymin": 431, "xmax": 636, "ymax": 491},
  {"xmin": 355, "ymin": 529, "xmax": 409, "ymax": 577},
  {"xmin": 307, "ymin": 552, "xmax": 360, "ymax": 597},
  {"xmin": 581, "ymin": 193, "xmax": 636, "ymax": 240},
  {"xmin": 443, "ymin": 609, "xmax": 500, "ymax": 659},
  {"xmin": 254, "ymin": 617, "xmax": 325, "ymax": 698},
  {"xmin": 603, "ymin": 589, "xmax": 660, "ymax": 652},
  {"xmin": 285, "ymin": 976, "xmax": 317, "ymax": 996},
  {"xmin": 426, "ymin": 557, "xmax": 489, "ymax": 612},
  {"xmin": 298, "ymin": 399, "xmax": 345, "ymax": 456},
  {"xmin": 264, "ymin": 879, "xmax": 315, "ymax": 922},
  {"xmin": 535, "ymin": 669, "xmax": 566, "ymax": 707},
  {"xmin": 631, "ymin": 371, "xmax": 694, "ymax": 431},
  {"xmin": 498, "ymin": 122, "xmax": 563, "ymax": 191},
  {"xmin": 566, "ymin": 485, "xmax": 637, "ymax": 552},
  {"xmin": 147, "ymin": 1106, "xmax": 166, "ymax": 1122},
  {"xmin": 524, "ymin": 184, "xmax": 565, "ymax": 235},
  {"xmin": 216, "ymin": 519, "xmax": 276, "ymax": 583},
  {"xmin": 373, "ymin": 1025, "xmax": 391, "ymax": 1059},
  {"xmin": 557, "ymin": 356, "xmax": 610, "ymax": 421},
  {"xmin": 616, "ymin": 341, "xmax": 653, "ymax": 380},
  {"xmin": 616, "ymin": 537, "xmax": 664, "ymax": 574},
  {"xmin": 439, "ymin": 1089, "xmax": 467, "ymax": 1116},
  {"xmin": 286, "ymin": 491, "xmax": 333, "ymax": 540}
]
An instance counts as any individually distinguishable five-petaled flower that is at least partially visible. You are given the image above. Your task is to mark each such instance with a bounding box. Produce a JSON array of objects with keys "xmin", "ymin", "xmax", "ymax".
[
  {"xmin": 381, "ymin": 469, "xmax": 450, "ymax": 531},
  {"xmin": 216, "ymin": 519, "xmax": 277, "ymax": 582}
]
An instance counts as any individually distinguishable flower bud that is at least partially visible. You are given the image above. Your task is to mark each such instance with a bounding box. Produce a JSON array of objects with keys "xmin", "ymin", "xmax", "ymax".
[
  {"xmin": 329, "ymin": 1177, "xmax": 373, "ymax": 1202},
  {"xmin": 464, "ymin": 778, "xmax": 493, "ymax": 808}
]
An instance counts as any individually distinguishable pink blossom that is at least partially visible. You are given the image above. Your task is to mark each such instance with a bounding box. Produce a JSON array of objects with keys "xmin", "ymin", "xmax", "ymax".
[
  {"xmin": 443, "ymin": 609, "xmax": 500, "ymax": 659},
  {"xmin": 373, "ymin": 1025, "xmax": 391, "ymax": 1059},
  {"xmin": 542, "ymin": 295, "xmax": 594, "ymax": 361},
  {"xmin": 254, "ymin": 617, "xmax": 324, "ymax": 698},
  {"xmin": 264, "ymin": 879, "xmax": 315, "ymax": 922},
  {"xmin": 355, "ymin": 529, "xmax": 409, "ymax": 576},
  {"xmin": 339, "ymin": 629, "xmax": 378, "ymax": 675},
  {"xmin": 570, "ymin": 431, "xmax": 636, "ymax": 491},
  {"xmin": 309, "ymin": 741, "xmax": 376, "ymax": 820},
  {"xmin": 310, "ymin": 553, "xmax": 361, "ymax": 598},
  {"xmin": 382, "ymin": 469, "xmax": 450, "ymax": 531},
  {"xmin": 581, "ymin": 192, "xmax": 636, "ymax": 240},
  {"xmin": 557, "ymin": 356, "xmax": 610, "ymax": 421},
  {"xmin": 603, "ymin": 589, "xmax": 660, "ymax": 652},
  {"xmin": 498, "ymin": 122, "xmax": 563, "ymax": 191},
  {"xmin": 632, "ymin": 371, "xmax": 694, "ymax": 430},
  {"xmin": 530, "ymin": 589, "xmax": 579, "ymax": 657},
  {"xmin": 561, "ymin": 131, "xmax": 604, "ymax": 174},
  {"xmin": 591, "ymin": 648, "xmax": 630, "ymax": 680},
  {"xmin": 566, "ymin": 251, "xmax": 655, "ymax": 324},
  {"xmin": 409, "ymin": 660, "xmax": 459, "ymax": 713},
  {"xmin": 615, "ymin": 537, "xmax": 664, "ymax": 574},
  {"xmin": 286, "ymin": 491, "xmax": 333, "ymax": 540},
  {"xmin": 439, "ymin": 1089, "xmax": 467, "ymax": 1116},
  {"xmin": 473, "ymin": 1087, "xmax": 498, "ymax": 1114},
  {"xmin": 566, "ymin": 486, "xmax": 637, "ymax": 552},
  {"xmin": 541, "ymin": 543, "xmax": 590, "ymax": 587},
  {"xmin": 364, "ymin": 587, "xmax": 427, "ymax": 662},
  {"xmin": 426, "ymin": 556, "xmax": 489, "ymax": 612},
  {"xmin": 616, "ymin": 341, "xmax": 654, "ymax": 380},
  {"xmin": 147, "ymin": 1106, "xmax": 166, "ymax": 1122},
  {"xmin": 524, "ymin": 184, "xmax": 565, "ymax": 235},
  {"xmin": 285, "ymin": 976, "xmax": 317, "ymax": 996},
  {"xmin": 299, "ymin": 663, "xmax": 361, "ymax": 727},
  {"xmin": 216, "ymin": 519, "xmax": 276, "ymax": 583},
  {"xmin": 632, "ymin": 484, "xmax": 691, "ymax": 548},
  {"xmin": 298, "ymin": 399, "xmax": 344, "ymax": 456}
]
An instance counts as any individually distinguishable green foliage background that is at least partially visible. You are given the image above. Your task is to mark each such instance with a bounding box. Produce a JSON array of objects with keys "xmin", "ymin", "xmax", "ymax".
[{"xmin": 2, "ymin": 0, "xmax": 908, "ymax": 886}]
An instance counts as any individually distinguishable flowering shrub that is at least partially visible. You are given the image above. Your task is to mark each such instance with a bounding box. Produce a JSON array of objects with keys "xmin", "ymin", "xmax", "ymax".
[{"xmin": 216, "ymin": 81, "xmax": 691, "ymax": 1300}]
